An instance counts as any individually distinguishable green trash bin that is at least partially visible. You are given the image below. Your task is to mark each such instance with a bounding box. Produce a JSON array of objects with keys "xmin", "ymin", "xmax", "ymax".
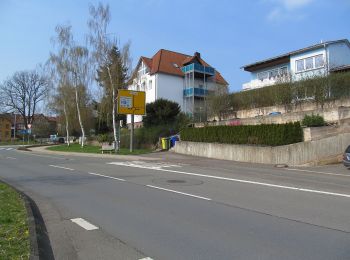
[{"xmin": 161, "ymin": 137, "xmax": 170, "ymax": 150}]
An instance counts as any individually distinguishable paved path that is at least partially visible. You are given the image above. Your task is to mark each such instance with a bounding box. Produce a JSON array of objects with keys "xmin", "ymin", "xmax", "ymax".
[{"xmin": 1, "ymin": 146, "xmax": 350, "ymax": 259}]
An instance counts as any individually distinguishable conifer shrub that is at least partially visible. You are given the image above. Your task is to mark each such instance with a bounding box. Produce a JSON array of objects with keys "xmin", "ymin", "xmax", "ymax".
[{"xmin": 180, "ymin": 122, "xmax": 303, "ymax": 146}]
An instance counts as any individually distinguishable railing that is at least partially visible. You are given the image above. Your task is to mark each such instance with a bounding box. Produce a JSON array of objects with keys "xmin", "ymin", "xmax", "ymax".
[
  {"xmin": 183, "ymin": 88, "xmax": 209, "ymax": 97},
  {"xmin": 182, "ymin": 63, "xmax": 215, "ymax": 75}
]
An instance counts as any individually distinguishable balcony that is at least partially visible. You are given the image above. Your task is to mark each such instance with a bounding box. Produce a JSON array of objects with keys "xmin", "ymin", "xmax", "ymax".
[
  {"xmin": 182, "ymin": 63, "xmax": 215, "ymax": 76},
  {"xmin": 183, "ymin": 87, "xmax": 209, "ymax": 97},
  {"xmin": 242, "ymin": 79, "xmax": 277, "ymax": 90}
]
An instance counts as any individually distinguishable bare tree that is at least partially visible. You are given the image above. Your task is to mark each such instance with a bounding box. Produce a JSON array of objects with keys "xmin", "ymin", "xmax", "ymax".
[
  {"xmin": 50, "ymin": 25, "xmax": 91, "ymax": 147},
  {"xmin": 88, "ymin": 2, "xmax": 131, "ymax": 151},
  {"xmin": 0, "ymin": 70, "xmax": 49, "ymax": 129},
  {"xmin": 49, "ymin": 26, "xmax": 74, "ymax": 146}
]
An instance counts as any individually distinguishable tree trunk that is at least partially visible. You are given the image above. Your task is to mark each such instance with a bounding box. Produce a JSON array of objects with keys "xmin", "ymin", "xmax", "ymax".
[
  {"xmin": 63, "ymin": 99, "xmax": 70, "ymax": 146},
  {"xmin": 107, "ymin": 67, "xmax": 118, "ymax": 152},
  {"xmin": 75, "ymin": 86, "xmax": 85, "ymax": 147}
]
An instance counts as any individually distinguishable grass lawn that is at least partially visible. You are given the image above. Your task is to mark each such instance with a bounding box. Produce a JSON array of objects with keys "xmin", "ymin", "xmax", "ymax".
[
  {"xmin": 0, "ymin": 182, "xmax": 30, "ymax": 259},
  {"xmin": 47, "ymin": 143, "xmax": 152, "ymax": 155}
]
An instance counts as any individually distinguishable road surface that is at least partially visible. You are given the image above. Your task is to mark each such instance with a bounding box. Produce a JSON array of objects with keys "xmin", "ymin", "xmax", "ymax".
[{"xmin": 1, "ymin": 146, "xmax": 350, "ymax": 259}]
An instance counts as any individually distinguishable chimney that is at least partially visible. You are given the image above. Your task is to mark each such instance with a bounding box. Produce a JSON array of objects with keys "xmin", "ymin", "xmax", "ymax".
[{"xmin": 194, "ymin": 52, "xmax": 201, "ymax": 59}]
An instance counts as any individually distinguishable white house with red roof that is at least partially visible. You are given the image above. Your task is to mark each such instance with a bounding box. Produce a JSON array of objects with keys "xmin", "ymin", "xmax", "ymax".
[{"xmin": 127, "ymin": 49, "xmax": 228, "ymax": 124}]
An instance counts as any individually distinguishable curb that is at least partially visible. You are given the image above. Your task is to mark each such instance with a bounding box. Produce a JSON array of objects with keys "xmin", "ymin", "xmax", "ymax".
[
  {"xmin": 0, "ymin": 180, "xmax": 55, "ymax": 260},
  {"xmin": 26, "ymin": 145, "xmax": 161, "ymax": 161}
]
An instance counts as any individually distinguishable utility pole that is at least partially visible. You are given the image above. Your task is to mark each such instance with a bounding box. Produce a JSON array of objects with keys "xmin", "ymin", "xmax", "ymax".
[{"xmin": 130, "ymin": 113, "xmax": 134, "ymax": 153}]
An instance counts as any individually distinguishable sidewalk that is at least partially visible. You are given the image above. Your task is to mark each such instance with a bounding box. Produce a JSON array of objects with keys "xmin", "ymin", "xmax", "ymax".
[{"xmin": 27, "ymin": 145, "xmax": 161, "ymax": 161}]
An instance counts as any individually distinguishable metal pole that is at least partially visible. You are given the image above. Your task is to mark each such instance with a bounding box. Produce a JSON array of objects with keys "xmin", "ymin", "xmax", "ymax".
[
  {"xmin": 130, "ymin": 113, "xmax": 134, "ymax": 153},
  {"xmin": 118, "ymin": 121, "xmax": 121, "ymax": 152},
  {"xmin": 14, "ymin": 113, "xmax": 16, "ymax": 143}
]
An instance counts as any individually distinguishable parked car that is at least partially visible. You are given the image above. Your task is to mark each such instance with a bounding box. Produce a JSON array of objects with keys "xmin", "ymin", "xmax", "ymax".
[
  {"xmin": 343, "ymin": 145, "xmax": 350, "ymax": 168},
  {"xmin": 268, "ymin": 112, "xmax": 282, "ymax": 116}
]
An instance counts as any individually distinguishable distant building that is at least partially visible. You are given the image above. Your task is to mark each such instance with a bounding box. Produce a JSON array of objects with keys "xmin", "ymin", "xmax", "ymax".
[
  {"xmin": 0, "ymin": 115, "xmax": 12, "ymax": 142},
  {"xmin": 241, "ymin": 39, "xmax": 350, "ymax": 90},
  {"xmin": 127, "ymin": 49, "xmax": 228, "ymax": 124},
  {"xmin": 9, "ymin": 114, "xmax": 58, "ymax": 138}
]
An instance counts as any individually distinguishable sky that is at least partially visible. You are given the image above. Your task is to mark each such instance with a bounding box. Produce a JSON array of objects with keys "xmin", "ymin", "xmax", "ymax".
[{"xmin": 0, "ymin": 0, "xmax": 349, "ymax": 93}]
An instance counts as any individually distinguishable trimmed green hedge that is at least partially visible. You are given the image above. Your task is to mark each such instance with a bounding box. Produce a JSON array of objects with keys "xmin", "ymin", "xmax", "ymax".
[{"xmin": 181, "ymin": 122, "xmax": 303, "ymax": 146}]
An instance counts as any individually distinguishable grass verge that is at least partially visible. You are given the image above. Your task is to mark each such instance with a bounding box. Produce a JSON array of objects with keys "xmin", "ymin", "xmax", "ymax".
[
  {"xmin": 0, "ymin": 182, "xmax": 30, "ymax": 259},
  {"xmin": 47, "ymin": 143, "xmax": 152, "ymax": 155}
]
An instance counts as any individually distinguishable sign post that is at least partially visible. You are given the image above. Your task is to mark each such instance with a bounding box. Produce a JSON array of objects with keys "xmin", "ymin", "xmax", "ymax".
[
  {"xmin": 117, "ymin": 90, "xmax": 146, "ymax": 153},
  {"xmin": 27, "ymin": 124, "xmax": 32, "ymax": 145}
]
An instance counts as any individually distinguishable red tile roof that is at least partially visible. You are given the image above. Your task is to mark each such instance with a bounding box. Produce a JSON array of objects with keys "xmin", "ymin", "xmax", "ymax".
[{"xmin": 135, "ymin": 49, "xmax": 228, "ymax": 85}]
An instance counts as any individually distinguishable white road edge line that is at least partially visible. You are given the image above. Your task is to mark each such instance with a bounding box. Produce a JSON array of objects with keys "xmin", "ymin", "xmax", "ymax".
[
  {"xmin": 24, "ymin": 153, "xmax": 68, "ymax": 160},
  {"xmin": 49, "ymin": 165, "xmax": 75, "ymax": 171},
  {"xmin": 109, "ymin": 162, "xmax": 350, "ymax": 199},
  {"xmin": 285, "ymin": 168, "xmax": 350, "ymax": 177},
  {"xmin": 88, "ymin": 172, "xmax": 125, "ymax": 182},
  {"xmin": 146, "ymin": 185, "xmax": 212, "ymax": 201},
  {"xmin": 71, "ymin": 218, "xmax": 99, "ymax": 231},
  {"xmin": 139, "ymin": 257, "xmax": 154, "ymax": 260}
]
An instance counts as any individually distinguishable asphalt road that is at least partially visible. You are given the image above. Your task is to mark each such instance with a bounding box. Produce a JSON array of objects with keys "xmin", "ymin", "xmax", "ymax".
[{"xmin": 1, "ymin": 146, "xmax": 350, "ymax": 259}]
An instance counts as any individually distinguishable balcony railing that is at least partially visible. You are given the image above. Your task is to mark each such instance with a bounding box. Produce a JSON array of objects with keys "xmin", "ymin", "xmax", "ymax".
[
  {"xmin": 182, "ymin": 63, "xmax": 215, "ymax": 75},
  {"xmin": 183, "ymin": 87, "xmax": 209, "ymax": 97}
]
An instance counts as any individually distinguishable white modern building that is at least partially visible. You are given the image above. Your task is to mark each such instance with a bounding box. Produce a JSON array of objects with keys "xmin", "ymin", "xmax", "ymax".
[
  {"xmin": 127, "ymin": 49, "xmax": 228, "ymax": 125},
  {"xmin": 241, "ymin": 39, "xmax": 350, "ymax": 90}
]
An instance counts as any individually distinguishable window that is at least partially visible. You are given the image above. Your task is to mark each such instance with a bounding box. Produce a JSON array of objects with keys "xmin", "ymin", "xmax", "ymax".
[
  {"xmin": 257, "ymin": 71, "xmax": 268, "ymax": 81},
  {"xmin": 280, "ymin": 67, "xmax": 288, "ymax": 76},
  {"xmin": 148, "ymin": 80, "xmax": 152, "ymax": 90},
  {"xmin": 315, "ymin": 55, "xmax": 324, "ymax": 68},
  {"xmin": 296, "ymin": 59, "xmax": 305, "ymax": 72},
  {"xmin": 305, "ymin": 57, "xmax": 314, "ymax": 70},
  {"xmin": 269, "ymin": 69, "xmax": 279, "ymax": 79},
  {"xmin": 295, "ymin": 54, "xmax": 324, "ymax": 72}
]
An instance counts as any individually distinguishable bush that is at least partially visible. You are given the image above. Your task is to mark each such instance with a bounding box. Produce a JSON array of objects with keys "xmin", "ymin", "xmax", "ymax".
[
  {"xmin": 120, "ymin": 124, "xmax": 179, "ymax": 149},
  {"xmin": 180, "ymin": 122, "xmax": 303, "ymax": 146},
  {"xmin": 227, "ymin": 72, "xmax": 350, "ymax": 111},
  {"xmin": 97, "ymin": 133, "xmax": 114, "ymax": 143},
  {"xmin": 302, "ymin": 114, "xmax": 325, "ymax": 127}
]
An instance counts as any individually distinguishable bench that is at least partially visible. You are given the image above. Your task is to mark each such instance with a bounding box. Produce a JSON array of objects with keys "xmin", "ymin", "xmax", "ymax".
[{"xmin": 101, "ymin": 143, "xmax": 115, "ymax": 154}]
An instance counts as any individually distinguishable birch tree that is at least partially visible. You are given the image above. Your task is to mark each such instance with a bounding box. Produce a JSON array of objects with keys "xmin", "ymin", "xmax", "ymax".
[
  {"xmin": 49, "ymin": 26, "xmax": 74, "ymax": 146},
  {"xmin": 88, "ymin": 2, "xmax": 130, "ymax": 151},
  {"xmin": 51, "ymin": 25, "xmax": 91, "ymax": 147}
]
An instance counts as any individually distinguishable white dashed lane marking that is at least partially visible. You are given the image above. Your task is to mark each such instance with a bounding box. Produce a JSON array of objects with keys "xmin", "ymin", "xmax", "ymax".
[
  {"xmin": 71, "ymin": 218, "xmax": 99, "ymax": 230},
  {"xmin": 49, "ymin": 165, "xmax": 75, "ymax": 171},
  {"xmin": 146, "ymin": 185, "xmax": 212, "ymax": 201},
  {"xmin": 88, "ymin": 172, "xmax": 125, "ymax": 182}
]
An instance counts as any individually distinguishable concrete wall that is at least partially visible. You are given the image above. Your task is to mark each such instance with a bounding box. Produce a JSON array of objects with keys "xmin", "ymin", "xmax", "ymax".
[
  {"xmin": 303, "ymin": 126, "xmax": 342, "ymax": 141},
  {"xmin": 174, "ymin": 133, "xmax": 350, "ymax": 166},
  {"xmin": 230, "ymin": 99, "xmax": 350, "ymax": 120},
  {"xmin": 199, "ymin": 105, "xmax": 350, "ymax": 129}
]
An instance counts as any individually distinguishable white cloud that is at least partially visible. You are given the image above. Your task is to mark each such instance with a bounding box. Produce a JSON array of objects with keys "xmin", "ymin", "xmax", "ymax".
[
  {"xmin": 281, "ymin": 0, "xmax": 314, "ymax": 10},
  {"xmin": 264, "ymin": 0, "xmax": 313, "ymax": 22}
]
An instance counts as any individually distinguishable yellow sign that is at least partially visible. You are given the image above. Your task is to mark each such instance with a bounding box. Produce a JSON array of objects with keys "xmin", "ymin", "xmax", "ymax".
[{"xmin": 117, "ymin": 90, "xmax": 146, "ymax": 115}]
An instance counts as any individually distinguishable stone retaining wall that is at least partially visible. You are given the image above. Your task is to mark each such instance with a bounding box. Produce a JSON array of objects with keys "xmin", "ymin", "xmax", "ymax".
[{"xmin": 174, "ymin": 133, "xmax": 350, "ymax": 166}]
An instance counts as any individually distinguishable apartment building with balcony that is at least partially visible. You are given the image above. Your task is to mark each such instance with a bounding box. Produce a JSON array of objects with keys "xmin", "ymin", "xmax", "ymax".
[
  {"xmin": 241, "ymin": 39, "xmax": 350, "ymax": 90},
  {"xmin": 127, "ymin": 49, "xmax": 228, "ymax": 124}
]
